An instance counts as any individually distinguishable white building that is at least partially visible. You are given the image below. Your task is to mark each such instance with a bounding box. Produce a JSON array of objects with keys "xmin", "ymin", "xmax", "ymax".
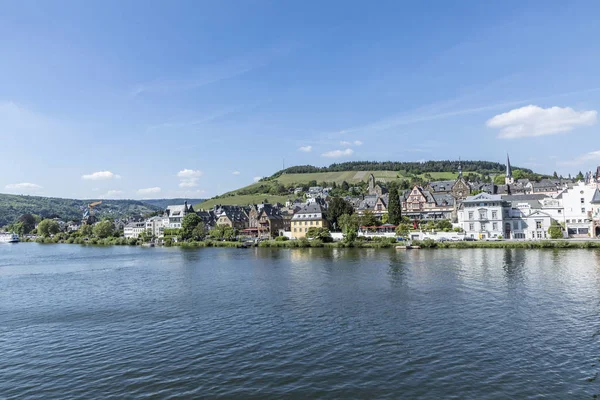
[
  {"xmin": 559, "ymin": 181, "xmax": 597, "ymax": 237},
  {"xmin": 145, "ymin": 216, "xmax": 165, "ymax": 238},
  {"xmin": 164, "ymin": 202, "xmax": 195, "ymax": 229},
  {"xmin": 124, "ymin": 222, "xmax": 146, "ymax": 239},
  {"xmin": 459, "ymin": 193, "xmax": 508, "ymax": 240}
]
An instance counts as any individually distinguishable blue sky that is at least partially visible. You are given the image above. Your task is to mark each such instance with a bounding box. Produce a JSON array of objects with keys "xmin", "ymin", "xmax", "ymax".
[{"xmin": 2, "ymin": 0, "xmax": 600, "ymax": 199}]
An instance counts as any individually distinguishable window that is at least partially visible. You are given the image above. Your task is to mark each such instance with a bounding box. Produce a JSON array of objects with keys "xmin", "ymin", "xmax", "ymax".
[
  {"xmin": 582, "ymin": 208, "xmax": 586, "ymax": 214},
  {"xmin": 513, "ymin": 221, "xmax": 519, "ymax": 230},
  {"xmin": 293, "ymin": 228, "xmax": 297, "ymax": 232},
  {"xmin": 566, "ymin": 219, "xmax": 570, "ymax": 223},
  {"xmin": 581, "ymin": 198, "xmax": 585, "ymax": 204},
  {"xmin": 304, "ymin": 221, "xmax": 307, "ymax": 225},
  {"xmin": 469, "ymin": 223, "xmax": 474, "ymax": 231},
  {"xmin": 537, "ymin": 231, "xmax": 543, "ymax": 239},
  {"xmin": 468, "ymin": 211, "xmax": 474, "ymax": 219},
  {"xmin": 310, "ymin": 221, "xmax": 313, "ymax": 225},
  {"xmin": 480, "ymin": 222, "xmax": 487, "ymax": 231},
  {"xmin": 536, "ymin": 221, "xmax": 542, "ymax": 229},
  {"xmin": 479, "ymin": 211, "xmax": 487, "ymax": 220},
  {"xmin": 492, "ymin": 222, "xmax": 498, "ymax": 230},
  {"xmin": 558, "ymin": 209, "xmax": 562, "ymax": 214},
  {"xmin": 492, "ymin": 211, "xmax": 497, "ymax": 219}
]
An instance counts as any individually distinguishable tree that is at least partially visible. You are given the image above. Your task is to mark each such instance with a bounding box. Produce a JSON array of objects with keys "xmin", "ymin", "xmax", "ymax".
[
  {"xmin": 387, "ymin": 183, "xmax": 402, "ymax": 225},
  {"xmin": 360, "ymin": 210, "xmax": 379, "ymax": 228},
  {"xmin": 37, "ymin": 219, "xmax": 60, "ymax": 237},
  {"xmin": 139, "ymin": 230, "xmax": 154, "ymax": 243},
  {"xmin": 576, "ymin": 171, "xmax": 585, "ymax": 181},
  {"xmin": 341, "ymin": 181, "xmax": 350, "ymax": 191},
  {"xmin": 553, "ymin": 171, "xmax": 558, "ymax": 179},
  {"xmin": 210, "ymin": 224, "xmax": 235, "ymax": 240},
  {"xmin": 18, "ymin": 214, "xmax": 36, "ymax": 234},
  {"xmin": 191, "ymin": 223, "xmax": 207, "ymax": 241},
  {"xmin": 548, "ymin": 221, "xmax": 563, "ymax": 239},
  {"xmin": 79, "ymin": 224, "xmax": 93, "ymax": 237},
  {"xmin": 339, "ymin": 213, "xmax": 359, "ymax": 242},
  {"xmin": 327, "ymin": 197, "xmax": 354, "ymax": 230},
  {"xmin": 306, "ymin": 227, "xmax": 333, "ymax": 242},
  {"xmin": 395, "ymin": 223, "xmax": 411, "ymax": 237},
  {"xmin": 493, "ymin": 174, "xmax": 506, "ymax": 185},
  {"xmin": 93, "ymin": 220, "xmax": 114, "ymax": 238},
  {"xmin": 182, "ymin": 213, "xmax": 202, "ymax": 240}
]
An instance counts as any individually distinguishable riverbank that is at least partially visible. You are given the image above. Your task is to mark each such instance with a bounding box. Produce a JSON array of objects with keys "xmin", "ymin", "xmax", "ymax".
[{"xmin": 20, "ymin": 236, "xmax": 600, "ymax": 249}]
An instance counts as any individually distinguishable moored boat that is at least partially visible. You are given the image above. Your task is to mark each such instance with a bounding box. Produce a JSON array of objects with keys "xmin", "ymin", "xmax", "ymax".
[{"xmin": 0, "ymin": 233, "xmax": 19, "ymax": 243}]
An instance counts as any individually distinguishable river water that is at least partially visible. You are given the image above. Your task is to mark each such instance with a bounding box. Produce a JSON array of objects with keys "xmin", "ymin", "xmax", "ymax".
[{"xmin": 1, "ymin": 244, "xmax": 600, "ymax": 398}]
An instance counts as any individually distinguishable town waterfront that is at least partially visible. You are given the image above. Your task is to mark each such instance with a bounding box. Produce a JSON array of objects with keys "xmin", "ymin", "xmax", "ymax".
[{"xmin": 1, "ymin": 244, "xmax": 600, "ymax": 398}]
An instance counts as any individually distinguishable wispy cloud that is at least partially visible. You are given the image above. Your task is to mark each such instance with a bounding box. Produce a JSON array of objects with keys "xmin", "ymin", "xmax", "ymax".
[
  {"xmin": 559, "ymin": 150, "xmax": 600, "ymax": 166},
  {"xmin": 137, "ymin": 187, "xmax": 161, "ymax": 195},
  {"xmin": 487, "ymin": 105, "xmax": 597, "ymax": 139},
  {"xmin": 232, "ymin": 171, "xmax": 241, "ymax": 175},
  {"xmin": 322, "ymin": 148, "xmax": 354, "ymax": 158},
  {"xmin": 298, "ymin": 145, "xmax": 312, "ymax": 152},
  {"xmin": 5, "ymin": 182, "xmax": 42, "ymax": 192},
  {"xmin": 253, "ymin": 176, "xmax": 263, "ymax": 182},
  {"xmin": 82, "ymin": 171, "xmax": 122, "ymax": 181},
  {"xmin": 131, "ymin": 47, "xmax": 291, "ymax": 97},
  {"xmin": 340, "ymin": 140, "xmax": 362, "ymax": 146},
  {"xmin": 177, "ymin": 169, "xmax": 203, "ymax": 188}
]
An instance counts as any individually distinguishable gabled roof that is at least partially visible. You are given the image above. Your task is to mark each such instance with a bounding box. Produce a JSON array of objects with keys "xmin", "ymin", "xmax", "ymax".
[
  {"xmin": 591, "ymin": 188, "xmax": 600, "ymax": 204},
  {"xmin": 464, "ymin": 192, "xmax": 501, "ymax": 202}
]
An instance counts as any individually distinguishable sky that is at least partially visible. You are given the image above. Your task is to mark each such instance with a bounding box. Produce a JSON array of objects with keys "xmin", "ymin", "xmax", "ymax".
[{"xmin": 2, "ymin": 0, "xmax": 600, "ymax": 199}]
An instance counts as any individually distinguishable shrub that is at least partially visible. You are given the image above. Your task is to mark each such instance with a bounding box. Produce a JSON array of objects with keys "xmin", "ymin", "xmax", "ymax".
[{"xmin": 275, "ymin": 236, "xmax": 289, "ymax": 241}]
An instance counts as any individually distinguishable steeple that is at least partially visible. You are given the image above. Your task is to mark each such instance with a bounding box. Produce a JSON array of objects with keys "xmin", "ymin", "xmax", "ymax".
[
  {"xmin": 457, "ymin": 158, "xmax": 462, "ymax": 178},
  {"xmin": 505, "ymin": 153, "xmax": 514, "ymax": 185}
]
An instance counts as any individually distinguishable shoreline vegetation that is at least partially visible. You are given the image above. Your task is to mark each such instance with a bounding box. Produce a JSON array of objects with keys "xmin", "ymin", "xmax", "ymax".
[{"xmin": 22, "ymin": 236, "xmax": 600, "ymax": 249}]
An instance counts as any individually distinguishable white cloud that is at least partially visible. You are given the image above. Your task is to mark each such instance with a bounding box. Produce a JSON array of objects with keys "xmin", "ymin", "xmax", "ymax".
[
  {"xmin": 100, "ymin": 190, "xmax": 123, "ymax": 199},
  {"xmin": 253, "ymin": 176, "xmax": 263, "ymax": 182},
  {"xmin": 340, "ymin": 140, "xmax": 363, "ymax": 146},
  {"xmin": 137, "ymin": 187, "xmax": 161, "ymax": 195},
  {"xmin": 559, "ymin": 150, "xmax": 600, "ymax": 166},
  {"xmin": 5, "ymin": 182, "xmax": 42, "ymax": 192},
  {"xmin": 322, "ymin": 148, "xmax": 354, "ymax": 158},
  {"xmin": 177, "ymin": 169, "xmax": 203, "ymax": 188},
  {"xmin": 232, "ymin": 171, "xmax": 241, "ymax": 175},
  {"xmin": 82, "ymin": 171, "xmax": 122, "ymax": 181},
  {"xmin": 487, "ymin": 105, "xmax": 597, "ymax": 139},
  {"xmin": 298, "ymin": 145, "xmax": 312, "ymax": 152}
]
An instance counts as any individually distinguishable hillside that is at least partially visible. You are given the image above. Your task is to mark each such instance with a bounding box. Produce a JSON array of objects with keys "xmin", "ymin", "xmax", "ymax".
[
  {"xmin": 140, "ymin": 198, "xmax": 205, "ymax": 210},
  {"xmin": 0, "ymin": 194, "xmax": 164, "ymax": 227},
  {"xmin": 197, "ymin": 160, "xmax": 545, "ymax": 209}
]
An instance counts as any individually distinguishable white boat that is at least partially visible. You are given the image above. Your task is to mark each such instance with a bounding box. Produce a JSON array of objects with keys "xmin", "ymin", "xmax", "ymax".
[{"xmin": 0, "ymin": 233, "xmax": 19, "ymax": 243}]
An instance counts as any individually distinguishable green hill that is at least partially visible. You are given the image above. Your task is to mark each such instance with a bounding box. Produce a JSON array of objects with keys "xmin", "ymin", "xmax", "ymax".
[
  {"xmin": 0, "ymin": 194, "xmax": 162, "ymax": 227},
  {"xmin": 197, "ymin": 160, "xmax": 542, "ymax": 209}
]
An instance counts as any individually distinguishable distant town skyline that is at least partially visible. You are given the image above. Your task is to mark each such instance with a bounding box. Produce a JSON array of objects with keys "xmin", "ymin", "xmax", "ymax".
[{"xmin": 2, "ymin": 0, "xmax": 600, "ymax": 199}]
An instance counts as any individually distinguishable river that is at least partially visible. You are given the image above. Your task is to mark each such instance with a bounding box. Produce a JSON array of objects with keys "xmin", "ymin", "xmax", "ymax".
[{"xmin": 1, "ymin": 244, "xmax": 600, "ymax": 398}]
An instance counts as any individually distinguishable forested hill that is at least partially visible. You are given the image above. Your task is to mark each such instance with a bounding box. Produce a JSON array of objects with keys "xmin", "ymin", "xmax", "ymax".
[
  {"xmin": 0, "ymin": 194, "xmax": 162, "ymax": 227},
  {"xmin": 270, "ymin": 160, "xmax": 532, "ymax": 179}
]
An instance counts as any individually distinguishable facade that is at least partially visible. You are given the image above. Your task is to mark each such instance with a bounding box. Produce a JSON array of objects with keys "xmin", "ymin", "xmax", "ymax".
[
  {"xmin": 257, "ymin": 204, "xmax": 285, "ymax": 238},
  {"xmin": 290, "ymin": 202, "xmax": 327, "ymax": 239},
  {"xmin": 460, "ymin": 193, "xmax": 508, "ymax": 240},
  {"xmin": 216, "ymin": 206, "xmax": 249, "ymax": 230},
  {"xmin": 560, "ymin": 181, "xmax": 597, "ymax": 237},
  {"xmin": 589, "ymin": 188, "xmax": 600, "ymax": 238},
  {"xmin": 145, "ymin": 216, "xmax": 165, "ymax": 238},
  {"xmin": 124, "ymin": 222, "xmax": 146, "ymax": 239},
  {"xmin": 164, "ymin": 201, "xmax": 195, "ymax": 229},
  {"xmin": 402, "ymin": 185, "xmax": 454, "ymax": 221}
]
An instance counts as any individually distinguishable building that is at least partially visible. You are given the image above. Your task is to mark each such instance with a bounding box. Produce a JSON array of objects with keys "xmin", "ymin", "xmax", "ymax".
[
  {"xmin": 459, "ymin": 193, "xmax": 508, "ymax": 240},
  {"xmin": 290, "ymin": 202, "xmax": 327, "ymax": 239},
  {"xmin": 559, "ymin": 181, "xmax": 597, "ymax": 237},
  {"xmin": 145, "ymin": 216, "xmax": 165, "ymax": 238},
  {"xmin": 124, "ymin": 222, "xmax": 146, "ymax": 239},
  {"xmin": 216, "ymin": 206, "xmax": 249, "ymax": 230},
  {"xmin": 164, "ymin": 201, "xmax": 195, "ymax": 229},
  {"xmin": 402, "ymin": 185, "xmax": 454, "ymax": 221},
  {"xmin": 590, "ymin": 188, "xmax": 600, "ymax": 238},
  {"xmin": 505, "ymin": 154, "xmax": 514, "ymax": 185},
  {"xmin": 257, "ymin": 204, "xmax": 285, "ymax": 238}
]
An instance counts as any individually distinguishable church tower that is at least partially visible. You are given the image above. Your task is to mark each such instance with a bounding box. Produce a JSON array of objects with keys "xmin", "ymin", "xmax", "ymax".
[{"xmin": 505, "ymin": 154, "xmax": 514, "ymax": 185}]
